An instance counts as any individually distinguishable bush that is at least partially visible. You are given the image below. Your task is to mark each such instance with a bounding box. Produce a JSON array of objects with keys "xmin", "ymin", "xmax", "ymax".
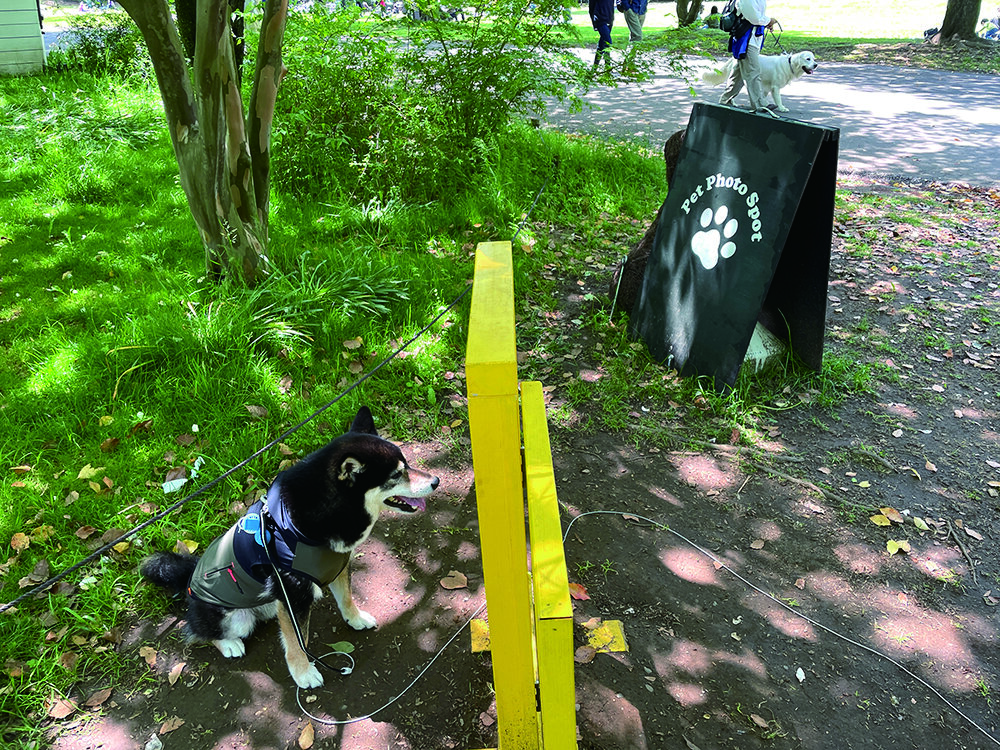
[
  {"xmin": 268, "ymin": 1, "xmax": 590, "ymax": 203},
  {"xmin": 46, "ymin": 10, "xmax": 151, "ymax": 79}
]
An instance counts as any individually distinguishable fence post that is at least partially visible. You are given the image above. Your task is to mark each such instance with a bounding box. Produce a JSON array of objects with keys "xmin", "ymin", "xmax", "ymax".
[
  {"xmin": 522, "ymin": 380, "xmax": 576, "ymax": 749},
  {"xmin": 466, "ymin": 241, "xmax": 539, "ymax": 749}
]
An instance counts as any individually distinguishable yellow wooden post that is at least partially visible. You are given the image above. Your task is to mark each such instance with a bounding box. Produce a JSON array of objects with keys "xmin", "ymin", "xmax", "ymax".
[
  {"xmin": 466, "ymin": 241, "xmax": 539, "ymax": 750},
  {"xmin": 522, "ymin": 381, "xmax": 577, "ymax": 750}
]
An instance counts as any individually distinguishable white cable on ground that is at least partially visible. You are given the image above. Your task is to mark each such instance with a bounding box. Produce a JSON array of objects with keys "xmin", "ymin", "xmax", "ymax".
[
  {"xmin": 563, "ymin": 509, "xmax": 1000, "ymax": 748},
  {"xmin": 295, "ymin": 602, "xmax": 487, "ymax": 726}
]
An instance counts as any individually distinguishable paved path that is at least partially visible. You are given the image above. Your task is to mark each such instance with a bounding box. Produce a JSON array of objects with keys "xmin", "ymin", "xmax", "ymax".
[{"xmin": 545, "ymin": 56, "xmax": 1000, "ymax": 186}]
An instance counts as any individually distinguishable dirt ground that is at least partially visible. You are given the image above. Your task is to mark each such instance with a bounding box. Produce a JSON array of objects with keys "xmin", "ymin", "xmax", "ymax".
[{"xmin": 46, "ymin": 173, "xmax": 1000, "ymax": 749}]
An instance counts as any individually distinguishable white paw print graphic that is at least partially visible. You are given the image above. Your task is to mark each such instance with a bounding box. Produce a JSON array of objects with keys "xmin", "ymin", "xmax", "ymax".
[{"xmin": 691, "ymin": 205, "xmax": 738, "ymax": 270}]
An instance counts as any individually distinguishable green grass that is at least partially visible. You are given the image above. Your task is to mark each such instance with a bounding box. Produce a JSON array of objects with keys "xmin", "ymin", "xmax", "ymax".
[
  {"xmin": 1, "ymin": 2, "xmax": 996, "ymax": 743},
  {"xmin": 0, "ymin": 59, "xmax": 668, "ymax": 742}
]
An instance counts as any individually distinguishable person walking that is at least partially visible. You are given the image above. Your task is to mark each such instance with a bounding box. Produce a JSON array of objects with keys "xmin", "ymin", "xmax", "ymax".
[
  {"xmin": 618, "ymin": 0, "xmax": 647, "ymax": 73},
  {"xmin": 590, "ymin": 0, "xmax": 616, "ymax": 71},
  {"xmin": 619, "ymin": 0, "xmax": 647, "ymax": 43},
  {"xmin": 720, "ymin": 0, "xmax": 779, "ymax": 116}
]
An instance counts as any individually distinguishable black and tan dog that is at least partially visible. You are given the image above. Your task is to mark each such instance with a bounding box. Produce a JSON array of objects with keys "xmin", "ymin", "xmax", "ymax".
[{"xmin": 141, "ymin": 407, "xmax": 438, "ymax": 688}]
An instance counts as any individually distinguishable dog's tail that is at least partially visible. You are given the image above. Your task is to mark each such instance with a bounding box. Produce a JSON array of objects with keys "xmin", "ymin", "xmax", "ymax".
[
  {"xmin": 140, "ymin": 552, "xmax": 198, "ymax": 595},
  {"xmin": 701, "ymin": 61, "xmax": 733, "ymax": 86}
]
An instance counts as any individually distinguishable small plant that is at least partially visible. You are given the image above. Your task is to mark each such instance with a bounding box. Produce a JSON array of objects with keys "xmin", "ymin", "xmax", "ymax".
[
  {"xmin": 975, "ymin": 677, "xmax": 992, "ymax": 706},
  {"xmin": 575, "ymin": 560, "xmax": 595, "ymax": 577}
]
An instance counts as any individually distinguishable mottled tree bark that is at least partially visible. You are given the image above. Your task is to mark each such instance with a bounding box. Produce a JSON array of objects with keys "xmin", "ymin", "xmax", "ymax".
[{"xmin": 117, "ymin": 0, "xmax": 287, "ymax": 284}]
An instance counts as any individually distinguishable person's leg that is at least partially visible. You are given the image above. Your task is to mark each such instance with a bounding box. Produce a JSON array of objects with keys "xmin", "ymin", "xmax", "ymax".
[
  {"xmin": 742, "ymin": 40, "xmax": 767, "ymax": 110},
  {"xmin": 624, "ymin": 9, "xmax": 643, "ymax": 42},
  {"xmin": 719, "ymin": 59, "xmax": 744, "ymax": 105},
  {"xmin": 594, "ymin": 23, "xmax": 613, "ymax": 68}
]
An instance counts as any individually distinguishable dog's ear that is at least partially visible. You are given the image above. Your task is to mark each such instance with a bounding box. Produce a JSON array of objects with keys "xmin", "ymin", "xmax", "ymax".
[
  {"xmin": 338, "ymin": 457, "xmax": 364, "ymax": 484},
  {"xmin": 349, "ymin": 407, "xmax": 378, "ymax": 436}
]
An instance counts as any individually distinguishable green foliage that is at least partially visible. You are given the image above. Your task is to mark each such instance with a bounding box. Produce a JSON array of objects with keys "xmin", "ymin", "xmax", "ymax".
[
  {"xmin": 269, "ymin": 1, "xmax": 590, "ymax": 202},
  {"xmin": 45, "ymin": 10, "xmax": 152, "ymax": 79}
]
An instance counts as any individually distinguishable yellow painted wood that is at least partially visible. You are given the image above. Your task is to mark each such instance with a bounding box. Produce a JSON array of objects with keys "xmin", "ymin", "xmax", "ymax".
[
  {"xmin": 467, "ymin": 241, "xmax": 517, "ymax": 398},
  {"xmin": 522, "ymin": 382, "xmax": 572, "ymax": 622},
  {"xmin": 534, "ymin": 617, "xmax": 576, "ymax": 749},
  {"xmin": 586, "ymin": 620, "xmax": 630, "ymax": 653},
  {"xmin": 522, "ymin": 381, "xmax": 577, "ymax": 750},
  {"xmin": 470, "ymin": 618, "xmax": 491, "ymax": 653},
  {"xmin": 467, "ymin": 241, "xmax": 538, "ymax": 750}
]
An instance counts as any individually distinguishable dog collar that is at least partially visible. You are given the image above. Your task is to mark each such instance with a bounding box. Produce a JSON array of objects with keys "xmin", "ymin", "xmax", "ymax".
[{"xmin": 788, "ymin": 55, "xmax": 794, "ymax": 72}]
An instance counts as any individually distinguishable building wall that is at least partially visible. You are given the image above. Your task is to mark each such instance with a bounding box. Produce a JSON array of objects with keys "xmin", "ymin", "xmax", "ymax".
[{"xmin": 0, "ymin": 0, "xmax": 45, "ymax": 76}]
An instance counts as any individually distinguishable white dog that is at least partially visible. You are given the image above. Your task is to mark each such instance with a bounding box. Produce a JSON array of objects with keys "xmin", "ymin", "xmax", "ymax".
[{"xmin": 702, "ymin": 51, "xmax": 818, "ymax": 112}]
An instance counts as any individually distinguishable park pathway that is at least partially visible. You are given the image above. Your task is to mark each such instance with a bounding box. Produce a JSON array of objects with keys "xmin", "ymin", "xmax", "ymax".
[{"xmin": 546, "ymin": 55, "xmax": 1000, "ymax": 186}]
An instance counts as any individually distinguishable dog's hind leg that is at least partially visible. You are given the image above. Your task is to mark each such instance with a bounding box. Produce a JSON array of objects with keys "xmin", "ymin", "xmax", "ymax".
[
  {"xmin": 276, "ymin": 600, "xmax": 324, "ymax": 689},
  {"xmin": 329, "ymin": 564, "xmax": 377, "ymax": 631},
  {"xmin": 213, "ymin": 608, "xmax": 256, "ymax": 658}
]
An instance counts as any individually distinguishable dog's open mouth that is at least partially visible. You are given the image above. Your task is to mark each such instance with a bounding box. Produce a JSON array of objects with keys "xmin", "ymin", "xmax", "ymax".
[
  {"xmin": 804, "ymin": 68, "xmax": 815, "ymax": 74},
  {"xmin": 385, "ymin": 496, "xmax": 426, "ymax": 513}
]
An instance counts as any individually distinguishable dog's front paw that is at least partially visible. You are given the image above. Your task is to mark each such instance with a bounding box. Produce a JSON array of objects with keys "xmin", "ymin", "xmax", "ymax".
[
  {"xmin": 292, "ymin": 662, "xmax": 324, "ymax": 690},
  {"xmin": 214, "ymin": 638, "xmax": 246, "ymax": 658},
  {"xmin": 777, "ymin": 105, "xmax": 790, "ymax": 112},
  {"xmin": 346, "ymin": 609, "xmax": 377, "ymax": 630}
]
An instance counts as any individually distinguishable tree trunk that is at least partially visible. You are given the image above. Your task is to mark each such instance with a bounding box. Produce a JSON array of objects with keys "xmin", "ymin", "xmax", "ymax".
[
  {"xmin": 608, "ymin": 129, "xmax": 685, "ymax": 317},
  {"xmin": 939, "ymin": 0, "xmax": 981, "ymax": 40},
  {"xmin": 675, "ymin": 0, "xmax": 705, "ymax": 27},
  {"xmin": 117, "ymin": 0, "xmax": 287, "ymax": 284}
]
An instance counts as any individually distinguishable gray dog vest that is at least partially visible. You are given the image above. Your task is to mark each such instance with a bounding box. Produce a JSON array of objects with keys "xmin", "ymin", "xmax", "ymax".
[{"xmin": 187, "ymin": 485, "xmax": 349, "ymax": 609}]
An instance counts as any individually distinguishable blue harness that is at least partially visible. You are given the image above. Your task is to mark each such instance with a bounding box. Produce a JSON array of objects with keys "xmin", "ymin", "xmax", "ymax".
[{"xmin": 187, "ymin": 484, "xmax": 350, "ymax": 609}]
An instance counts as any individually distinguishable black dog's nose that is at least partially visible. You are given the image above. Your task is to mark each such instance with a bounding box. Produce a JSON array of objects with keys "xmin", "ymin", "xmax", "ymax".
[{"xmin": 431, "ymin": 476, "xmax": 440, "ymax": 490}]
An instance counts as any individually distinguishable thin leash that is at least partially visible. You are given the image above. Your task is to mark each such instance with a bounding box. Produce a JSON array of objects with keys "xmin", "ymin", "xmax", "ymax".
[
  {"xmin": 768, "ymin": 21, "xmax": 789, "ymax": 54},
  {"xmin": 259, "ymin": 506, "xmax": 356, "ymax": 677},
  {"xmin": 0, "ymin": 287, "xmax": 471, "ymax": 615}
]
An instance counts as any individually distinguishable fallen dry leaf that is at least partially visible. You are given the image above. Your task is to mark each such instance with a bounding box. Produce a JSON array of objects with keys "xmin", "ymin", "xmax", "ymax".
[
  {"xmin": 298, "ymin": 721, "xmax": 315, "ymax": 749},
  {"xmin": 59, "ymin": 651, "xmax": 79, "ymax": 671},
  {"xmin": 168, "ymin": 662, "xmax": 186, "ymax": 686},
  {"xmin": 77, "ymin": 464, "xmax": 104, "ymax": 480},
  {"xmin": 84, "ymin": 687, "xmax": 112, "ymax": 708},
  {"xmin": 574, "ymin": 645, "xmax": 597, "ymax": 664},
  {"xmin": 10, "ymin": 532, "xmax": 30, "ymax": 552},
  {"xmin": 880, "ymin": 507, "xmax": 905, "ymax": 524},
  {"xmin": 47, "ymin": 696, "xmax": 78, "ymax": 720},
  {"xmin": 159, "ymin": 716, "xmax": 184, "ymax": 735},
  {"xmin": 439, "ymin": 570, "xmax": 468, "ymax": 590},
  {"xmin": 965, "ymin": 527, "xmax": 984, "ymax": 541},
  {"xmin": 869, "ymin": 514, "xmax": 891, "ymax": 527},
  {"xmin": 568, "ymin": 582, "xmax": 590, "ymax": 601},
  {"xmin": 10, "ymin": 465, "xmax": 32, "ymax": 474},
  {"xmin": 750, "ymin": 539, "xmax": 765, "ymax": 550},
  {"xmin": 245, "ymin": 405, "xmax": 268, "ymax": 420},
  {"xmin": 75, "ymin": 525, "xmax": 97, "ymax": 540},
  {"xmin": 925, "ymin": 460, "xmax": 938, "ymax": 472},
  {"xmin": 173, "ymin": 539, "xmax": 199, "ymax": 555},
  {"xmin": 750, "ymin": 714, "xmax": 770, "ymax": 729},
  {"xmin": 887, "ymin": 540, "xmax": 911, "ymax": 555},
  {"xmin": 139, "ymin": 645, "xmax": 157, "ymax": 669}
]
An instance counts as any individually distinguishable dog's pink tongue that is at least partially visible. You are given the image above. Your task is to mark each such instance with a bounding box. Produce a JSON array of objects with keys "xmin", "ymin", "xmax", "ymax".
[{"xmin": 405, "ymin": 496, "xmax": 426, "ymax": 512}]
